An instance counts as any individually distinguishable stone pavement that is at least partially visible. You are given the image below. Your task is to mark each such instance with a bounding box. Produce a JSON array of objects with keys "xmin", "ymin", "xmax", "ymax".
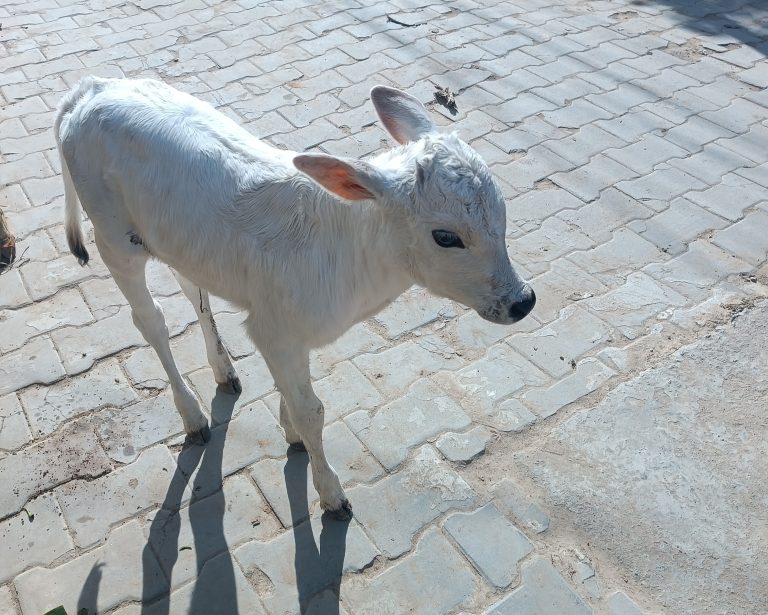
[{"xmin": 1, "ymin": 0, "xmax": 767, "ymax": 613}]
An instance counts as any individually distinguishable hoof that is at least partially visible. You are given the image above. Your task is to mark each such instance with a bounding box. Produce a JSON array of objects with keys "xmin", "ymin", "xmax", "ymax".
[
  {"xmin": 326, "ymin": 499, "xmax": 353, "ymax": 521},
  {"xmin": 288, "ymin": 441, "xmax": 307, "ymax": 453},
  {"xmin": 217, "ymin": 374, "xmax": 242, "ymax": 395},
  {"xmin": 187, "ymin": 423, "xmax": 211, "ymax": 445}
]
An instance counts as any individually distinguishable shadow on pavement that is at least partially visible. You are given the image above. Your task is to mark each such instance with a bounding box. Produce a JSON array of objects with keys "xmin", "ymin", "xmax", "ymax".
[
  {"xmin": 633, "ymin": 0, "xmax": 768, "ymax": 52},
  {"xmin": 139, "ymin": 387, "xmax": 240, "ymax": 614},
  {"xmin": 285, "ymin": 451, "xmax": 350, "ymax": 614}
]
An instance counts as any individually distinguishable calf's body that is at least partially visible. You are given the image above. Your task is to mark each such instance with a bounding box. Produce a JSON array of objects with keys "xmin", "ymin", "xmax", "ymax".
[{"xmin": 56, "ymin": 77, "xmax": 535, "ymax": 517}]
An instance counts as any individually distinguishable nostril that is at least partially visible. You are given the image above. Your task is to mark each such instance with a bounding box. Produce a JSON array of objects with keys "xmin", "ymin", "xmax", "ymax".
[{"xmin": 509, "ymin": 289, "xmax": 536, "ymax": 321}]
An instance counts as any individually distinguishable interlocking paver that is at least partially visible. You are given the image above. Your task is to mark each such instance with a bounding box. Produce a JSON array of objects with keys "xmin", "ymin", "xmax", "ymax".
[
  {"xmin": 0, "ymin": 394, "xmax": 31, "ymax": 451},
  {"xmin": 444, "ymin": 503, "xmax": 533, "ymax": 587},
  {"xmin": 344, "ymin": 526, "xmax": 478, "ymax": 614},
  {"xmin": 345, "ymin": 378, "xmax": 471, "ymax": 470},
  {"xmin": 249, "ymin": 420, "xmax": 384, "ymax": 526},
  {"xmin": 56, "ymin": 444, "xmax": 178, "ymax": 548},
  {"xmin": 644, "ymin": 239, "xmax": 752, "ymax": 301},
  {"xmin": 435, "ymin": 425, "xmax": 491, "ymax": 463},
  {"xmin": 712, "ymin": 210, "xmax": 768, "ymax": 265},
  {"xmin": 484, "ymin": 556, "xmax": 593, "ymax": 614},
  {"xmin": 14, "ymin": 520, "xmax": 167, "ymax": 615},
  {"xmin": 21, "ymin": 358, "xmax": 136, "ymax": 437},
  {"xmin": 235, "ymin": 514, "xmax": 377, "ymax": 615},
  {"xmin": 628, "ymin": 197, "xmax": 729, "ymax": 255},
  {"xmin": 347, "ymin": 446, "xmax": 476, "ymax": 558},
  {"xmin": 509, "ymin": 306, "xmax": 615, "ymax": 378}
]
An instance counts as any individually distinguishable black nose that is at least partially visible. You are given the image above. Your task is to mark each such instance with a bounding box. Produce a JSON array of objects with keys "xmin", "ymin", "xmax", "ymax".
[{"xmin": 509, "ymin": 289, "xmax": 536, "ymax": 321}]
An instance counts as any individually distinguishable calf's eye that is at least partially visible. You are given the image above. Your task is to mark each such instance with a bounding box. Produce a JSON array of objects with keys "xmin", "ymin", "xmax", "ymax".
[{"xmin": 432, "ymin": 230, "xmax": 465, "ymax": 249}]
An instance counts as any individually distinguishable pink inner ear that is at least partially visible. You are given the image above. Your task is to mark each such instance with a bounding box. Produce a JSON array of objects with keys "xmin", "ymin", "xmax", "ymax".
[{"xmin": 294, "ymin": 156, "xmax": 375, "ymax": 201}]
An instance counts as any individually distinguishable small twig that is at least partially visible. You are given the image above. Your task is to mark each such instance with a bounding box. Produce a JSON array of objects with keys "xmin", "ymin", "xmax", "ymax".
[{"xmin": 386, "ymin": 14, "xmax": 423, "ymax": 27}]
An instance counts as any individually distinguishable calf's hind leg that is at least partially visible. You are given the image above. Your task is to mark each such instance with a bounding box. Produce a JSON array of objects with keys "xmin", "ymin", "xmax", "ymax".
[
  {"xmin": 97, "ymin": 237, "xmax": 210, "ymax": 443},
  {"xmin": 172, "ymin": 272, "xmax": 241, "ymax": 394}
]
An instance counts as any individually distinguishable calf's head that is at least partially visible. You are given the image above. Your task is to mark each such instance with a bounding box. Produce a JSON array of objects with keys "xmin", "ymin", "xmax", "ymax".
[{"xmin": 294, "ymin": 85, "xmax": 535, "ymax": 325}]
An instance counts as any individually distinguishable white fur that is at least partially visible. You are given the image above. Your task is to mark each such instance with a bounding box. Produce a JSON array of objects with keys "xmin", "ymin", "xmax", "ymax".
[{"xmin": 56, "ymin": 77, "xmax": 534, "ymax": 515}]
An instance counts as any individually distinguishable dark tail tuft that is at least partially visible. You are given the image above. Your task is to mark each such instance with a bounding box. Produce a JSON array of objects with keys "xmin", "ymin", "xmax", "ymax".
[{"xmin": 67, "ymin": 228, "xmax": 89, "ymax": 266}]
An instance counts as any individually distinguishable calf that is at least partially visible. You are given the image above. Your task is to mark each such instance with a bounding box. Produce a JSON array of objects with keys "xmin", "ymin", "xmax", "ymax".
[{"xmin": 55, "ymin": 77, "xmax": 535, "ymax": 518}]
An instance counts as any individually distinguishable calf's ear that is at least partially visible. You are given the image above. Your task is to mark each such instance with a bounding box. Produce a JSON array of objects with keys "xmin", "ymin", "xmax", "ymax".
[
  {"xmin": 293, "ymin": 154, "xmax": 387, "ymax": 201},
  {"xmin": 370, "ymin": 85, "xmax": 435, "ymax": 144}
]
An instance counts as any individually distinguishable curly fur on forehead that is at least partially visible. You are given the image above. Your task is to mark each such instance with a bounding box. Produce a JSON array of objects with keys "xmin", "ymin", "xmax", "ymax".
[{"xmin": 412, "ymin": 133, "xmax": 504, "ymax": 232}]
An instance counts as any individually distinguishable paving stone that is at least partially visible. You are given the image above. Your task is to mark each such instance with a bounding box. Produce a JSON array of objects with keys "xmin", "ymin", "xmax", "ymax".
[
  {"xmin": 142, "ymin": 473, "xmax": 281, "ymax": 589},
  {"xmin": 56, "ymin": 444, "xmax": 178, "ymax": 548},
  {"xmin": 448, "ymin": 309, "xmax": 538, "ymax": 360},
  {"xmin": 310, "ymin": 322, "xmax": 387, "ymax": 379},
  {"xmin": 123, "ymin": 326, "xmax": 209, "ymax": 390},
  {"xmin": 523, "ymin": 357, "xmax": 615, "ymax": 418},
  {"xmin": 604, "ymin": 133, "xmax": 688, "ymax": 175},
  {"xmin": 235, "ymin": 514, "xmax": 377, "ymax": 615},
  {"xmin": 186, "ymin": 401, "xmax": 287, "ymax": 501},
  {"xmin": 488, "ymin": 115, "xmax": 571, "ymax": 155},
  {"xmin": 542, "ymin": 124, "xmax": 626, "ymax": 168},
  {"xmin": 644, "ymin": 240, "xmax": 752, "ymax": 301},
  {"xmin": 373, "ymin": 287, "xmax": 457, "ymax": 338},
  {"xmin": 718, "ymin": 122, "xmax": 768, "ymax": 164},
  {"xmin": 0, "ymin": 269, "xmax": 30, "ymax": 309},
  {"xmin": 313, "ymin": 361, "xmax": 383, "ymax": 424},
  {"xmin": 444, "ymin": 503, "xmax": 533, "ymax": 588},
  {"xmin": 346, "ymin": 446, "xmax": 476, "ymax": 558},
  {"xmin": 608, "ymin": 591, "xmax": 655, "ymax": 615},
  {"xmin": 51, "ymin": 300, "xmax": 189, "ymax": 375},
  {"xmin": 188, "ymin": 348, "xmax": 274, "ymax": 409},
  {"xmin": 249, "ymin": 420, "xmax": 384, "ymax": 527},
  {"xmin": 663, "ymin": 115, "xmax": 736, "ymax": 154},
  {"xmin": 616, "ymin": 163, "xmax": 708, "ymax": 209},
  {"xmin": 669, "ymin": 143, "xmax": 752, "ymax": 185},
  {"xmin": 508, "ymin": 306, "xmax": 614, "ymax": 378},
  {"xmin": 0, "ymin": 394, "xmax": 31, "ymax": 451},
  {"xmin": 556, "ymin": 188, "xmax": 652, "ymax": 245},
  {"xmin": 486, "ymin": 93, "xmax": 558, "ymax": 125},
  {"xmin": 483, "ymin": 555, "xmax": 593, "ymax": 615},
  {"xmin": 596, "ymin": 109, "xmax": 674, "ymax": 143},
  {"xmin": 686, "ymin": 173, "xmax": 766, "ymax": 221},
  {"xmin": 491, "ymin": 478, "xmax": 551, "ymax": 534},
  {"xmin": 511, "ymin": 216, "xmax": 594, "ymax": 275},
  {"xmin": 0, "ymin": 492, "xmax": 72, "ymax": 583},
  {"xmin": 352, "ymin": 335, "xmax": 464, "ymax": 398},
  {"xmin": 507, "ymin": 186, "xmax": 584, "ymax": 231},
  {"xmin": 528, "ymin": 258, "xmax": 610, "ymax": 324},
  {"xmin": 628, "ymin": 198, "xmax": 729, "ymax": 256},
  {"xmin": 345, "ymin": 378, "xmax": 471, "ymax": 470},
  {"xmin": 551, "ymin": 155, "xmax": 639, "ymax": 203},
  {"xmin": 117, "ymin": 548, "xmax": 268, "ymax": 615},
  {"xmin": 435, "ymin": 425, "xmax": 492, "ymax": 463},
  {"xmin": 14, "ymin": 520, "xmax": 167, "ymax": 615},
  {"xmin": 20, "ymin": 359, "xmax": 136, "ymax": 436},
  {"xmin": 568, "ymin": 227, "xmax": 670, "ymax": 288},
  {"xmin": 588, "ymin": 272, "xmax": 688, "ymax": 340},
  {"xmin": 92, "ymin": 390, "xmax": 183, "ymax": 463},
  {"xmin": 344, "ymin": 526, "xmax": 477, "ymax": 614},
  {"xmin": 0, "ymin": 417, "xmax": 109, "ymax": 518},
  {"xmin": 493, "ymin": 399, "xmax": 539, "ymax": 432},
  {"xmin": 0, "ymin": 335, "xmax": 65, "ymax": 397},
  {"xmin": 700, "ymin": 98, "xmax": 767, "ymax": 134},
  {"xmin": 712, "ymin": 210, "xmax": 768, "ymax": 265},
  {"xmin": 735, "ymin": 162, "xmax": 768, "ymax": 189},
  {"xmin": 500, "ymin": 145, "xmax": 575, "ymax": 192}
]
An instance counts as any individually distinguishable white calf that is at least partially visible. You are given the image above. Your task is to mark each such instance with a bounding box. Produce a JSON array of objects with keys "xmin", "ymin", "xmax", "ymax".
[{"xmin": 56, "ymin": 77, "xmax": 535, "ymax": 518}]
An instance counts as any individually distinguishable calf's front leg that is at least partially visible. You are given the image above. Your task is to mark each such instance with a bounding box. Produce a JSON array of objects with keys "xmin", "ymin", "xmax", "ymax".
[{"xmin": 264, "ymin": 348, "xmax": 351, "ymax": 520}]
